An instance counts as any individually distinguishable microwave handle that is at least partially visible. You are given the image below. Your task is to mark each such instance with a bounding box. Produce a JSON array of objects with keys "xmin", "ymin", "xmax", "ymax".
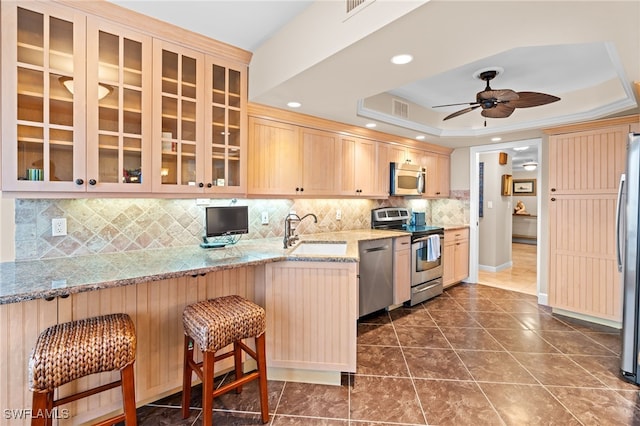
[{"xmin": 417, "ymin": 172, "xmax": 425, "ymax": 194}]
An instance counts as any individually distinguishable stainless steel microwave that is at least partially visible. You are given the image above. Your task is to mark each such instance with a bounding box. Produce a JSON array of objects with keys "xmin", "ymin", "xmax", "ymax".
[{"xmin": 390, "ymin": 162, "xmax": 425, "ymax": 196}]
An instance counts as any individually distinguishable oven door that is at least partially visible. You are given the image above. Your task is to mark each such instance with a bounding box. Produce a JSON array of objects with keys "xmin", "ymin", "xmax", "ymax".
[{"xmin": 411, "ymin": 234, "xmax": 444, "ymax": 285}]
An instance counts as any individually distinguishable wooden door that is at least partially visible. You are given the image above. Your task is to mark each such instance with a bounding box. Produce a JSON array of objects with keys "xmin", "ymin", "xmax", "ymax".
[
  {"xmin": 548, "ymin": 123, "xmax": 629, "ymax": 322},
  {"xmin": 247, "ymin": 117, "xmax": 301, "ymax": 195}
]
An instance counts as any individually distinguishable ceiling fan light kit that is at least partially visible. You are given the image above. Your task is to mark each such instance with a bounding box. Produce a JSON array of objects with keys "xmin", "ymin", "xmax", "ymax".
[{"xmin": 433, "ymin": 69, "xmax": 561, "ymax": 122}]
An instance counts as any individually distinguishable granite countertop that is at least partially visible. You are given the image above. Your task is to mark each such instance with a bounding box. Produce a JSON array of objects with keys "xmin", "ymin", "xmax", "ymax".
[{"xmin": 0, "ymin": 229, "xmax": 407, "ymax": 305}]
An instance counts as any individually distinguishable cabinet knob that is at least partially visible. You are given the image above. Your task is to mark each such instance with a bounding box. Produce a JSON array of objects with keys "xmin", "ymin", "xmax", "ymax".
[
  {"xmin": 299, "ymin": 187, "xmax": 304, "ymax": 192},
  {"xmin": 88, "ymin": 179, "xmax": 97, "ymax": 186},
  {"xmin": 551, "ymin": 188, "xmax": 556, "ymax": 192},
  {"xmin": 551, "ymin": 197, "xmax": 556, "ymax": 201},
  {"xmin": 207, "ymin": 183, "xmax": 212, "ymax": 188},
  {"xmin": 198, "ymin": 182, "xmax": 204, "ymax": 188},
  {"xmin": 75, "ymin": 178, "xmax": 84, "ymax": 185},
  {"xmin": 295, "ymin": 187, "xmax": 300, "ymax": 192}
]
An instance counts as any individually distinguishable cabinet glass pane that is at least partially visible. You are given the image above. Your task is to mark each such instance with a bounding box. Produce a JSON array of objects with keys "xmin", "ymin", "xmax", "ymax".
[
  {"xmin": 123, "ymin": 39, "xmax": 142, "ymax": 86},
  {"xmin": 181, "ymin": 100, "xmax": 196, "ymax": 141},
  {"xmin": 162, "ymin": 50, "xmax": 178, "ymax": 94},
  {"xmin": 98, "ymin": 31, "xmax": 119, "ymax": 83},
  {"xmin": 181, "ymin": 56, "xmax": 196, "ymax": 99},
  {"xmin": 212, "ymin": 106, "xmax": 225, "ymax": 145},
  {"xmin": 229, "ymin": 109, "xmax": 240, "ymax": 147},
  {"xmin": 123, "ymin": 88, "xmax": 142, "ymax": 134},
  {"xmin": 181, "ymin": 143, "xmax": 196, "ymax": 184},
  {"xmin": 49, "ymin": 74, "xmax": 73, "ymax": 126},
  {"xmin": 212, "ymin": 147, "xmax": 225, "ymax": 185},
  {"xmin": 123, "ymin": 137, "xmax": 142, "ymax": 184},
  {"xmin": 99, "ymin": 90, "xmax": 119, "ymax": 132},
  {"xmin": 212, "ymin": 64, "xmax": 225, "ymax": 105},
  {"xmin": 98, "ymin": 135, "xmax": 119, "ymax": 183},
  {"xmin": 161, "ymin": 153, "xmax": 177, "ymax": 184},
  {"xmin": 18, "ymin": 68, "xmax": 43, "ymax": 122},
  {"xmin": 50, "ymin": 129, "xmax": 73, "ymax": 182},
  {"xmin": 17, "ymin": 125, "xmax": 44, "ymax": 180},
  {"xmin": 228, "ymin": 150, "xmax": 240, "ymax": 187},
  {"xmin": 17, "ymin": 8, "xmax": 44, "ymax": 66},
  {"xmin": 229, "ymin": 69, "xmax": 241, "ymax": 108},
  {"xmin": 49, "ymin": 17, "xmax": 73, "ymax": 73}
]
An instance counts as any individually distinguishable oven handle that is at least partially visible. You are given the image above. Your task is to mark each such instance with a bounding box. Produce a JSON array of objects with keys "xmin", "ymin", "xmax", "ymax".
[
  {"xmin": 413, "ymin": 280, "xmax": 441, "ymax": 293},
  {"xmin": 412, "ymin": 234, "xmax": 444, "ymax": 244}
]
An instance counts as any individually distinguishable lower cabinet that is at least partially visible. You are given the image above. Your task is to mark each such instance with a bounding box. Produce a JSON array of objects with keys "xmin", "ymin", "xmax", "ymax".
[
  {"xmin": 264, "ymin": 261, "xmax": 358, "ymax": 375},
  {"xmin": 393, "ymin": 236, "xmax": 411, "ymax": 304},
  {"xmin": 443, "ymin": 228, "xmax": 469, "ymax": 288}
]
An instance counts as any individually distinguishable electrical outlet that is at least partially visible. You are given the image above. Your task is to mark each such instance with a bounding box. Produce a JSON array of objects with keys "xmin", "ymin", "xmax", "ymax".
[
  {"xmin": 336, "ymin": 209, "xmax": 342, "ymax": 220},
  {"xmin": 261, "ymin": 211, "xmax": 269, "ymax": 225},
  {"xmin": 51, "ymin": 218, "xmax": 67, "ymax": 236}
]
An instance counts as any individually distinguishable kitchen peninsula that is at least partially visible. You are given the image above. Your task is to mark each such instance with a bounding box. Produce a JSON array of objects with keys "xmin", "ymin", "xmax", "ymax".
[{"xmin": 0, "ymin": 230, "xmax": 405, "ymax": 425}]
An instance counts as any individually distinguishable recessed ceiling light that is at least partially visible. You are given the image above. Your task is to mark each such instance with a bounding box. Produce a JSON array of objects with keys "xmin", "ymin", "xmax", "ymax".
[
  {"xmin": 513, "ymin": 146, "xmax": 529, "ymax": 151},
  {"xmin": 416, "ymin": 135, "xmax": 425, "ymax": 140},
  {"xmin": 391, "ymin": 54, "xmax": 413, "ymax": 65},
  {"xmin": 287, "ymin": 101, "xmax": 301, "ymax": 108},
  {"xmin": 491, "ymin": 137, "xmax": 502, "ymax": 142},
  {"xmin": 365, "ymin": 123, "xmax": 377, "ymax": 128}
]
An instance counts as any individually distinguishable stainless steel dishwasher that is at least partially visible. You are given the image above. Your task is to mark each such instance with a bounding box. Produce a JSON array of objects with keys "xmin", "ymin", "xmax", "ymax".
[{"xmin": 358, "ymin": 238, "xmax": 393, "ymax": 317}]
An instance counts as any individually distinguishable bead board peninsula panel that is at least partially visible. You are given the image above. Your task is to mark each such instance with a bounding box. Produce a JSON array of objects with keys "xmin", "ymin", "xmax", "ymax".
[{"xmin": 14, "ymin": 196, "xmax": 470, "ymax": 260}]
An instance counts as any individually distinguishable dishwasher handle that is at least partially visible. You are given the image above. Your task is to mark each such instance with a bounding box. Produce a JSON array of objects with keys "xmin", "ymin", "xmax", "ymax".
[{"xmin": 363, "ymin": 245, "xmax": 390, "ymax": 253}]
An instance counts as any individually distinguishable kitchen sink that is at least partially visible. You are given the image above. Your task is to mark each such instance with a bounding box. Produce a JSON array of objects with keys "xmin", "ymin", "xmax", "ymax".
[{"xmin": 290, "ymin": 241, "xmax": 347, "ymax": 256}]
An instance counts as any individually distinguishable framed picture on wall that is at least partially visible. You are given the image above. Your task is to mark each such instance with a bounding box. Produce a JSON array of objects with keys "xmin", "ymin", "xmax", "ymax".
[
  {"xmin": 513, "ymin": 179, "xmax": 536, "ymax": 196},
  {"xmin": 501, "ymin": 174, "xmax": 512, "ymax": 196}
]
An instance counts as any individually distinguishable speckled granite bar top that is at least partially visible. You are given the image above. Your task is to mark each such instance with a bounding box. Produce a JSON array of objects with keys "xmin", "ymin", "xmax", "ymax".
[{"xmin": 0, "ymin": 229, "xmax": 407, "ymax": 305}]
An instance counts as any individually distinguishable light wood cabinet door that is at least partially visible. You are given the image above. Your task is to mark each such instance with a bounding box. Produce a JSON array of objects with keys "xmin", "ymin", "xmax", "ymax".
[
  {"xmin": 338, "ymin": 136, "xmax": 379, "ymax": 197},
  {"xmin": 86, "ymin": 18, "xmax": 152, "ymax": 192},
  {"xmin": 393, "ymin": 236, "xmax": 411, "ymax": 304},
  {"xmin": 204, "ymin": 57, "xmax": 248, "ymax": 194},
  {"xmin": 1, "ymin": 2, "xmax": 87, "ymax": 192},
  {"xmin": 443, "ymin": 228, "xmax": 469, "ymax": 287},
  {"xmin": 152, "ymin": 39, "xmax": 206, "ymax": 193},
  {"xmin": 264, "ymin": 261, "xmax": 357, "ymax": 372},
  {"xmin": 423, "ymin": 153, "xmax": 450, "ymax": 198},
  {"xmin": 548, "ymin": 123, "xmax": 629, "ymax": 322},
  {"xmin": 247, "ymin": 117, "xmax": 301, "ymax": 195},
  {"xmin": 300, "ymin": 128, "xmax": 338, "ymax": 196}
]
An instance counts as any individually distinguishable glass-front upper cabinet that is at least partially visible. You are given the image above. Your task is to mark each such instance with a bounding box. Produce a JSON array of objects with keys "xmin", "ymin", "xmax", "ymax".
[
  {"xmin": 152, "ymin": 40, "xmax": 205, "ymax": 193},
  {"xmin": 205, "ymin": 58, "xmax": 247, "ymax": 194},
  {"xmin": 86, "ymin": 19, "xmax": 152, "ymax": 192},
  {"xmin": 1, "ymin": 2, "xmax": 86, "ymax": 191}
]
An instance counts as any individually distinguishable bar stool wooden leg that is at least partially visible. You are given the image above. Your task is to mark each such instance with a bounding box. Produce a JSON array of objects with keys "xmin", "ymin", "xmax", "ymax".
[
  {"xmin": 201, "ymin": 351, "xmax": 215, "ymax": 426},
  {"xmin": 234, "ymin": 341, "xmax": 243, "ymax": 394},
  {"xmin": 181, "ymin": 335, "xmax": 194, "ymax": 419},
  {"xmin": 256, "ymin": 333, "xmax": 269, "ymax": 424},
  {"xmin": 31, "ymin": 391, "xmax": 49, "ymax": 426},
  {"xmin": 121, "ymin": 363, "xmax": 137, "ymax": 426}
]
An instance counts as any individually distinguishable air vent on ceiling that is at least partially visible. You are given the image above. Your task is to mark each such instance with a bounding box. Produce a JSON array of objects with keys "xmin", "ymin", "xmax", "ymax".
[
  {"xmin": 392, "ymin": 99, "xmax": 409, "ymax": 119},
  {"xmin": 346, "ymin": 0, "xmax": 367, "ymax": 14}
]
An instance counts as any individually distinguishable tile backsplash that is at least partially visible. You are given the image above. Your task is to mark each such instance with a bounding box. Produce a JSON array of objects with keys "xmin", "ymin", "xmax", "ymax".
[{"xmin": 15, "ymin": 196, "xmax": 469, "ymax": 260}]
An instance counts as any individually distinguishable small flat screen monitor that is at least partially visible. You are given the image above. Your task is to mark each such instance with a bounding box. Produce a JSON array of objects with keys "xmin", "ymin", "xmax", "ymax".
[{"xmin": 205, "ymin": 206, "xmax": 249, "ymax": 237}]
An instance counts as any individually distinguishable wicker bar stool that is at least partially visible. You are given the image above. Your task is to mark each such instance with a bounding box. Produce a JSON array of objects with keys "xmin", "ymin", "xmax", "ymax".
[
  {"xmin": 29, "ymin": 313, "xmax": 137, "ymax": 426},
  {"xmin": 182, "ymin": 295, "xmax": 268, "ymax": 424}
]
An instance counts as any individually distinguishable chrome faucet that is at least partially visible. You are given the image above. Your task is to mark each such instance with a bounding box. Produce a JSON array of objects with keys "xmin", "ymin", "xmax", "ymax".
[{"xmin": 283, "ymin": 213, "xmax": 318, "ymax": 248}]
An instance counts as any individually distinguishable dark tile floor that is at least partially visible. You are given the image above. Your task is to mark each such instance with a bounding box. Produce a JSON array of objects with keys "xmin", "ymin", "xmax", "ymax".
[{"xmin": 130, "ymin": 283, "xmax": 640, "ymax": 425}]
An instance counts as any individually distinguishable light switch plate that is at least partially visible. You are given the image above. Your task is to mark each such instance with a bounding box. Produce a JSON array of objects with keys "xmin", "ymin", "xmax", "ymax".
[{"xmin": 261, "ymin": 211, "xmax": 269, "ymax": 224}]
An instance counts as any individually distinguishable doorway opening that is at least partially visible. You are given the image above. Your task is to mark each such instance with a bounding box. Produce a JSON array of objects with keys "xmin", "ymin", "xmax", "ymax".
[{"xmin": 469, "ymin": 138, "xmax": 541, "ymax": 297}]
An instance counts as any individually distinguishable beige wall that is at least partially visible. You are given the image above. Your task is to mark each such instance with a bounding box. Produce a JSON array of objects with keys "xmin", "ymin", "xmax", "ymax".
[{"xmin": 478, "ymin": 152, "xmax": 513, "ymax": 271}]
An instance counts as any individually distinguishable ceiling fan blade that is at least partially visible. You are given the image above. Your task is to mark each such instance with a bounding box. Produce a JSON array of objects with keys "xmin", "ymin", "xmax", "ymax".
[
  {"xmin": 509, "ymin": 92, "xmax": 560, "ymax": 108},
  {"xmin": 432, "ymin": 101, "xmax": 479, "ymax": 108},
  {"xmin": 481, "ymin": 103, "xmax": 515, "ymax": 118},
  {"xmin": 477, "ymin": 89, "xmax": 519, "ymax": 102},
  {"xmin": 443, "ymin": 105, "xmax": 481, "ymax": 120}
]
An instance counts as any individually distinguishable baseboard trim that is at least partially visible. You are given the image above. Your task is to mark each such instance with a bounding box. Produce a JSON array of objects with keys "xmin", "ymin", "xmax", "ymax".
[
  {"xmin": 537, "ymin": 292, "xmax": 548, "ymax": 305},
  {"xmin": 552, "ymin": 307, "xmax": 622, "ymax": 329},
  {"xmin": 479, "ymin": 261, "xmax": 513, "ymax": 273}
]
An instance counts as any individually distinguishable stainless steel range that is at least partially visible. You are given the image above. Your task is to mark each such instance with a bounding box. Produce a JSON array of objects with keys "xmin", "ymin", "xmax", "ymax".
[{"xmin": 371, "ymin": 207, "xmax": 444, "ymax": 306}]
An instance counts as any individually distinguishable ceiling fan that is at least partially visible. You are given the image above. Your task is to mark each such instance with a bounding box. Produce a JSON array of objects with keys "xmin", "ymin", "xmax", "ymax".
[{"xmin": 433, "ymin": 70, "xmax": 561, "ymax": 122}]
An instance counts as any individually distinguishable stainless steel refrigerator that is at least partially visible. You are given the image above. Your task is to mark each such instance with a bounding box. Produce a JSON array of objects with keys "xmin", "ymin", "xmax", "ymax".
[{"xmin": 620, "ymin": 132, "xmax": 640, "ymax": 384}]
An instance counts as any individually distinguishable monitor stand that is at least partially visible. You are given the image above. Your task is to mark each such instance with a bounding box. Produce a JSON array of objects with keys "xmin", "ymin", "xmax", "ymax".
[{"xmin": 199, "ymin": 241, "xmax": 226, "ymax": 249}]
